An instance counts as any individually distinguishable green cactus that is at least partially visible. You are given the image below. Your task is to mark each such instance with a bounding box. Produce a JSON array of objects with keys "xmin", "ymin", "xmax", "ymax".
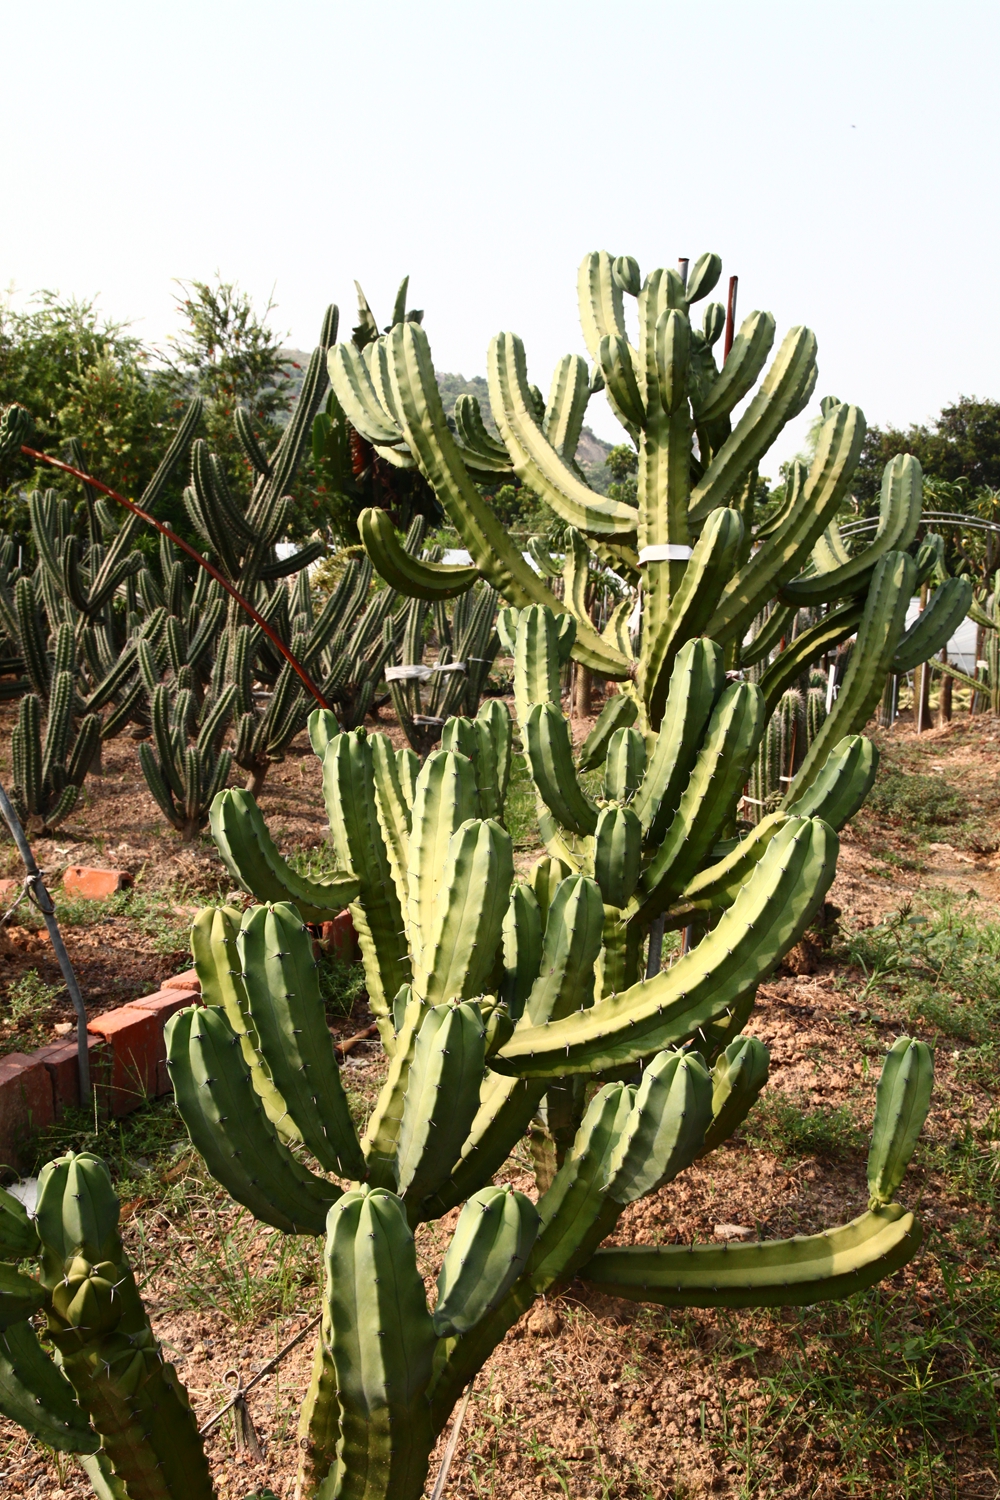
[
  {"xmin": 135, "ymin": 639, "xmax": 236, "ymax": 839},
  {"xmin": 10, "ymin": 672, "xmax": 100, "ymax": 832},
  {"xmin": 0, "ymin": 1152, "xmax": 211, "ymax": 1498},
  {"xmin": 0, "ymin": 255, "xmax": 952, "ymax": 1497},
  {"xmin": 151, "ymin": 701, "xmax": 935, "ymax": 1498}
]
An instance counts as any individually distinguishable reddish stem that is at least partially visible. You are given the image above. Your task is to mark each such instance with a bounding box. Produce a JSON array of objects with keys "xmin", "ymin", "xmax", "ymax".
[
  {"xmin": 21, "ymin": 445, "xmax": 330, "ymax": 709},
  {"xmin": 724, "ymin": 275, "xmax": 738, "ymax": 360}
]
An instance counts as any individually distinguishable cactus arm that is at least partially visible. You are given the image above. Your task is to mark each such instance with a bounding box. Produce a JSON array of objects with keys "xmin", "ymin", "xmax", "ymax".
[
  {"xmin": 639, "ymin": 507, "xmax": 743, "ymax": 727},
  {"xmin": 784, "ymin": 551, "xmax": 915, "ymax": 802},
  {"xmin": 782, "ymin": 453, "xmax": 923, "ymax": 605},
  {"xmin": 493, "ymin": 817, "xmax": 838, "ymax": 1076},
  {"xmin": 521, "ymin": 873, "xmax": 605, "ymax": 1026},
  {"xmin": 522, "ymin": 703, "xmax": 600, "ymax": 837},
  {"xmin": 579, "ymin": 1205, "xmax": 921, "ymax": 1307},
  {"xmin": 419, "ymin": 1072, "xmax": 548, "ymax": 1218},
  {"xmin": 297, "ymin": 1308, "xmax": 340, "ymax": 1498},
  {"xmin": 433, "ymin": 1187, "xmax": 539, "ymax": 1336},
  {"xmin": 370, "ymin": 732, "xmax": 412, "ymax": 915},
  {"xmin": 637, "ymin": 682, "xmax": 766, "ymax": 917},
  {"xmin": 383, "ymin": 322, "xmax": 629, "ymax": 677},
  {"xmin": 34, "ymin": 1152, "xmax": 214, "ymax": 1499},
  {"xmin": 239, "ymin": 904, "xmax": 366, "ymax": 1181},
  {"xmin": 473, "ymin": 699, "xmax": 513, "ymax": 820},
  {"xmin": 488, "ymin": 333, "xmax": 637, "ymax": 540},
  {"xmin": 0, "ymin": 1322, "xmax": 99, "ymax": 1453},
  {"xmin": 406, "ymin": 749, "xmax": 480, "ymax": 977},
  {"xmin": 453, "ymin": 393, "xmax": 510, "ymax": 462},
  {"xmin": 413, "ymin": 820, "xmax": 513, "ymax": 1005},
  {"xmin": 543, "ymin": 353, "xmax": 591, "ymax": 462},
  {"xmin": 319, "ymin": 1190, "xmax": 437, "ymax": 1500},
  {"xmin": 784, "ymin": 735, "xmax": 877, "ymax": 831},
  {"xmin": 577, "ymin": 251, "xmax": 628, "ymax": 358},
  {"xmin": 527, "ymin": 1083, "xmax": 632, "ymax": 1291},
  {"xmin": 189, "ymin": 906, "xmax": 298, "ymax": 1138},
  {"xmin": 165, "ymin": 1006, "xmax": 337, "ymax": 1235},
  {"xmin": 395, "ymin": 1003, "xmax": 487, "ymax": 1210},
  {"xmin": 577, "ymin": 691, "xmax": 639, "ymax": 771},
  {"xmin": 868, "ymin": 1037, "xmax": 934, "ymax": 1207},
  {"xmin": 689, "ymin": 326, "xmax": 818, "ymax": 524},
  {"xmin": 632, "ymin": 639, "xmax": 726, "ymax": 840},
  {"xmin": 359, "ymin": 507, "xmax": 478, "ymax": 599},
  {"xmin": 891, "ymin": 575, "xmax": 973, "ymax": 675},
  {"xmin": 739, "ymin": 601, "xmax": 796, "ymax": 668},
  {"xmin": 757, "ymin": 599, "xmax": 865, "ymax": 715},
  {"xmin": 0, "ymin": 1265, "xmax": 47, "ymax": 1326},
  {"xmin": 705, "ymin": 403, "xmax": 866, "ymax": 646},
  {"xmin": 697, "ymin": 1035, "xmax": 771, "ymax": 1156},
  {"xmin": 695, "ymin": 310, "xmax": 776, "ymax": 424},
  {"xmin": 361, "ymin": 995, "xmax": 427, "ymax": 1188},
  {"xmin": 605, "ymin": 1051, "xmax": 713, "ymax": 1202},
  {"xmin": 209, "ymin": 787, "xmax": 359, "ymax": 921},
  {"xmin": 322, "ymin": 731, "xmax": 410, "ymax": 1018},
  {"xmin": 671, "ymin": 811, "xmax": 792, "ymax": 915}
]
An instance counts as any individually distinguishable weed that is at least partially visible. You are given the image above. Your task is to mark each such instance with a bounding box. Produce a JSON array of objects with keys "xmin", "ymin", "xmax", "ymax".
[
  {"xmin": 316, "ymin": 953, "xmax": 367, "ymax": 1019},
  {"xmin": 843, "ymin": 898, "xmax": 1000, "ymax": 1044},
  {"xmin": 5, "ymin": 969, "xmax": 62, "ymax": 1025},
  {"xmin": 741, "ymin": 1090, "xmax": 864, "ymax": 1163},
  {"xmin": 504, "ymin": 752, "xmax": 538, "ymax": 850},
  {"xmin": 865, "ymin": 769, "xmax": 967, "ymax": 829}
]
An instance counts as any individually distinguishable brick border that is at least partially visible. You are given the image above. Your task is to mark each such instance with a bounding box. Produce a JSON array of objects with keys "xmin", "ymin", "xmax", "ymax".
[
  {"xmin": 0, "ymin": 912, "xmax": 358, "ymax": 1171},
  {"xmin": 0, "ymin": 971, "xmax": 203, "ymax": 1173}
]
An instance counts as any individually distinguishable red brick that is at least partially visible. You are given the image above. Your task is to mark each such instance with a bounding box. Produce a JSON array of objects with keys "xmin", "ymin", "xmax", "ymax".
[
  {"xmin": 86, "ymin": 1007, "xmax": 161, "ymax": 1116},
  {"xmin": 318, "ymin": 909, "xmax": 359, "ymax": 963},
  {"xmin": 163, "ymin": 968, "xmax": 200, "ymax": 993},
  {"xmin": 131, "ymin": 989, "xmax": 200, "ymax": 1024},
  {"xmin": 62, "ymin": 866, "xmax": 133, "ymax": 900},
  {"xmin": 33, "ymin": 1036, "xmax": 110, "ymax": 1115},
  {"xmin": 0, "ymin": 1052, "xmax": 55, "ymax": 1170}
]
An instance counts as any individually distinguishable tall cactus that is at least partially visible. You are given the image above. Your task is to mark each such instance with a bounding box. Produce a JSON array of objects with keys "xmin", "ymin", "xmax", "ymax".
[
  {"xmin": 11, "ymin": 672, "xmax": 100, "ymax": 832},
  {"xmin": 135, "ymin": 640, "xmax": 235, "ymax": 840},
  {"xmin": 137, "ymin": 714, "xmax": 933, "ymax": 1498}
]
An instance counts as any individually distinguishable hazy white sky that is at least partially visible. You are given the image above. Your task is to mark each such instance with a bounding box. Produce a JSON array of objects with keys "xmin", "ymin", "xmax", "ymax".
[{"xmin": 4, "ymin": 1, "xmax": 998, "ymax": 477}]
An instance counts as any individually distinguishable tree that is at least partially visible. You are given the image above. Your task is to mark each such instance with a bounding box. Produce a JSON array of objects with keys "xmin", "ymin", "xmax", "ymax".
[
  {"xmin": 853, "ymin": 397, "xmax": 1000, "ymax": 506},
  {"xmin": 166, "ymin": 277, "xmax": 294, "ymax": 485},
  {"xmin": 0, "ymin": 293, "xmax": 183, "ymax": 535}
]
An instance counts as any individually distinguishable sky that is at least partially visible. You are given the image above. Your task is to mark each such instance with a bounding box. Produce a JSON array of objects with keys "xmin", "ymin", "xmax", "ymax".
[{"xmin": 4, "ymin": 0, "xmax": 998, "ymax": 478}]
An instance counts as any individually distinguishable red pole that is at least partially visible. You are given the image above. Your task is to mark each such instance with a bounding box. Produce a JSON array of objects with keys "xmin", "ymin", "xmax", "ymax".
[
  {"xmin": 20, "ymin": 445, "xmax": 330, "ymax": 709},
  {"xmin": 724, "ymin": 275, "xmax": 738, "ymax": 360}
]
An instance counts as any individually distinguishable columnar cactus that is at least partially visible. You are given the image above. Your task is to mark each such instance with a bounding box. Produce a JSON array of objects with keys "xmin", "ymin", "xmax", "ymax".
[
  {"xmin": 0, "ymin": 1153, "xmax": 212, "ymax": 1498},
  {"xmin": 11, "ymin": 673, "xmax": 100, "ymax": 832},
  {"xmin": 152, "ymin": 720, "xmax": 933, "ymax": 1499}
]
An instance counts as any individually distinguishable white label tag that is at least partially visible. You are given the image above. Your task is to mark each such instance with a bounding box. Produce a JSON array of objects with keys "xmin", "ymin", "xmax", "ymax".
[
  {"xmin": 385, "ymin": 665, "xmax": 431, "ymax": 682},
  {"xmin": 638, "ymin": 544, "xmax": 693, "ymax": 563}
]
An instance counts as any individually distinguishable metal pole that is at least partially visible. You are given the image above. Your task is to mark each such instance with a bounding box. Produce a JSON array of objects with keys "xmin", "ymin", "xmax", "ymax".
[{"xmin": 0, "ymin": 781, "xmax": 90, "ymax": 1100}]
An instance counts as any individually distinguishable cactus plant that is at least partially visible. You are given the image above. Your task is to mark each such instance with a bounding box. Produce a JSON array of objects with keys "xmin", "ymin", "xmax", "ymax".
[
  {"xmin": 10, "ymin": 672, "xmax": 100, "ymax": 832},
  {"xmin": 149, "ymin": 723, "xmax": 934, "ymax": 1499},
  {"xmin": 387, "ymin": 579, "xmax": 500, "ymax": 755},
  {"xmin": 135, "ymin": 640, "xmax": 236, "ymax": 839},
  {"xmin": 0, "ymin": 1153, "xmax": 212, "ymax": 1498}
]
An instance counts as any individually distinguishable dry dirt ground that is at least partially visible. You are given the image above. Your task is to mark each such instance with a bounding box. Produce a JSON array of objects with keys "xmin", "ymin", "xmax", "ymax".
[{"xmin": 1, "ymin": 704, "xmax": 999, "ymax": 1498}]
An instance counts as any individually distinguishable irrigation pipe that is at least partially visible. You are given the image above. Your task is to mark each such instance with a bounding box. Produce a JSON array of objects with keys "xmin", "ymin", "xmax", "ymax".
[
  {"xmin": 20, "ymin": 445, "xmax": 331, "ymax": 710},
  {"xmin": 198, "ymin": 1312, "xmax": 321, "ymax": 1437},
  {"xmin": 0, "ymin": 779, "xmax": 90, "ymax": 1100}
]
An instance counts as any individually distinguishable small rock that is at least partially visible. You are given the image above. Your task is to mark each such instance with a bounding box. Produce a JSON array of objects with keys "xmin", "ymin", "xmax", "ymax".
[
  {"xmin": 713, "ymin": 1223, "xmax": 754, "ymax": 1241},
  {"xmin": 526, "ymin": 1304, "xmax": 562, "ymax": 1337}
]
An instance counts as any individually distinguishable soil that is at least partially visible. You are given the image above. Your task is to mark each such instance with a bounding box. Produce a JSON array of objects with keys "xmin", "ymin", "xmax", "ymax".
[{"xmin": 1, "ymin": 703, "xmax": 999, "ymax": 1498}]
